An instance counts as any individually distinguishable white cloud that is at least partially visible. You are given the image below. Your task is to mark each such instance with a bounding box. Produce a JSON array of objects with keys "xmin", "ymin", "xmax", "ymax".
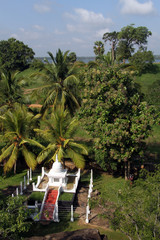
[
  {"xmin": 33, "ymin": 25, "xmax": 44, "ymax": 31},
  {"xmin": 19, "ymin": 28, "xmax": 25, "ymax": 32},
  {"xmin": 34, "ymin": 3, "xmax": 51, "ymax": 13},
  {"xmin": 120, "ymin": 0, "xmax": 155, "ymax": 15},
  {"xmin": 10, "ymin": 33, "xmax": 18, "ymax": 39},
  {"xmin": 96, "ymin": 28, "xmax": 110, "ymax": 38},
  {"xmin": 72, "ymin": 37, "xmax": 84, "ymax": 43},
  {"xmin": 13, "ymin": 28, "xmax": 41, "ymax": 41},
  {"xmin": 74, "ymin": 8, "xmax": 112, "ymax": 25},
  {"xmin": 66, "ymin": 24, "xmax": 76, "ymax": 32},
  {"xmin": 54, "ymin": 29, "xmax": 65, "ymax": 35},
  {"xmin": 65, "ymin": 8, "xmax": 112, "ymax": 34}
]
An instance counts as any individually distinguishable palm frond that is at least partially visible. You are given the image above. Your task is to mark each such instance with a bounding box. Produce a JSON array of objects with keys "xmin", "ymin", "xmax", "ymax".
[
  {"xmin": 58, "ymin": 146, "xmax": 64, "ymax": 162},
  {"xmin": 63, "ymin": 75, "xmax": 79, "ymax": 87},
  {"xmin": 22, "ymin": 145, "xmax": 37, "ymax": 170},
  {"xmin": 34, "ymin": 126, "xmax": 58, "ymax": 142},
  {"xmin": 63, "ymin": 50, "xmax": 70, "ymax": 61},
  {"xmin": 66, "ymin": 149, "xmax": 85, "ymax": 169},
  {"xmin": 68, "ymin": 141, "xmax": 88, "ymax": 155},
  {"xmin": 47, "ymin": 51, "xmax": 56, "ymax": 64},
  {"xmin": 63, "ymin": 139, "xmax": 71, "ymax": 148},
  {"xmin": 37, "ymin": 143, "xmax": 56, "ymax": 164},
  {"xmin": 4, "ymin": 145, "xmax": 18, "ymax": 173},
  {"xmin": 0, "ymin": 144, "xmax": 15, "ymax": 163},
  {"xmin": 20, "ymin": 138, "xmax": 45, "ymax": 149},
  {"xmin": 65, "ymin": 118, "xmax": 79, "ymax": 138}
]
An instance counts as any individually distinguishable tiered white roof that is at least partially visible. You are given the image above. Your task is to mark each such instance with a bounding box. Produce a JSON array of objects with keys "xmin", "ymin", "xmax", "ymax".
[{"xmin": 47, "ymin": 155, "xmax": 67, "ymax": 177}]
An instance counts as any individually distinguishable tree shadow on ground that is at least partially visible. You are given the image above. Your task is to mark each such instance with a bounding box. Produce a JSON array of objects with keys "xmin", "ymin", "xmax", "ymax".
[{"xmin": 23, "ymin": 218, "xmax": 70, "ymax": 238}]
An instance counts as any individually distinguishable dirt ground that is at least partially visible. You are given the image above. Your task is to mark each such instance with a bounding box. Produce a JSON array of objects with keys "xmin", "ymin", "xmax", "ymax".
[{"xmin": 74, "ymin": 182, "xmax": 110, "ymax": 229}]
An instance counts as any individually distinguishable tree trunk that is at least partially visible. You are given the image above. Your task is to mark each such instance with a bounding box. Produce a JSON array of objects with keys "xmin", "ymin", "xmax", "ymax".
[
  {"xmin": 124, "ymin": 161, "xmax": 128, "ymax": 180},
  {"xmin": 14, "ymin": 162, "xmax": 16, "ymax": 174},
  {"xmin": 111, "ymin": 42, "xmax": 115, "ymax": 63},
  {"xmin": 128, "ymin": 161, "xmax": 131, "ymax": 179}
]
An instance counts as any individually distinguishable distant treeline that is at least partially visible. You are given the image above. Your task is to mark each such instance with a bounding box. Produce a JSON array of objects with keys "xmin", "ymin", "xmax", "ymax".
[
  {"xmin": 36, "ymin": 56, "xmax": 95, "ymax": 63},
  {"xmin": 36, "ymin": 56, "xmax": 160, "ymax": 63},
  {"xmin": 154, "ymin": 55, "xmax": 160, "ymax": 60}
]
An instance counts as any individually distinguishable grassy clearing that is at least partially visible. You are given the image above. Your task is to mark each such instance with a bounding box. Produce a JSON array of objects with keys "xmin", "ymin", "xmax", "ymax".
[
  {"xmin": 92, "ymin": 172, "xmax": 126, "ymax": 204},
  {"xmin": 133, "ymin": 64, "xmax": 160, "ymax": 160},
  {"xmin": 28, "ymin": 191, "xmax": 45, "ymax": 203},
  {"xmin": 146, "ymin": 124, "xmax": 160, "ymax": 160},
  {"xmin": 0, "ymin": 168, "xmax": 40, "ymax": 200},
  {"xmin": 134, "ymin": 63, "xmax": 160, "ymax": 94},
  {"xmin": 58, "ymin": 192, "xmax": 74, "ymax": 201}
]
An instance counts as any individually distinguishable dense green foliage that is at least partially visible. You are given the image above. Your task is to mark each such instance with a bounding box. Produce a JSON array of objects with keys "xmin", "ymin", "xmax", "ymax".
[
  {"xmin": 103, "ymin": 25, "xmax": 152, "ymax": 68},
  {"xmin": 35, "ymin": 106, "xmax": 88, "ymax": 168},
  {"xmin": 112, "ymin": 166, "xmax": 160, "ymax": 240},
  {"xmin": 129, "ymin": 50, "xmax": 154, "ymax": 74},
  {"xmin": 0, "ymin": 196, "xmax": 31, "ymax": 240},
  {"xmin": 103, "ymin": 31, "xmax": 118, "ymax": 62},
  {"xmin": 66, "ymin": 52, "xmax": 77, "ymax": 64},
  {"xmin": 0, "ymin": 38, "xmax": 35, "ymax": 71},
  {"xmin": 146, "ymin": 79, "xmax": 160, "ymax": 110},
  {"xmin": 117, "ymin": 25, "xmax": 151, "ymax": 61},
  {"xmin": 93, "ymin": 41, "xmax": 105, "ymax": 60},
  {"xmin": 0, "ymin": 103, "xmax": 44, "ymax": 173},
  {"xmin": 0, "ymin": 70, "xmax": 25, "ymax": 108},
  {"xmin": 33, "ymin": 49, "xmax": 80, "ymax": 116},
  {"xmin": 0, "ymin": 33, "xmax": 159, "ymax": 239},
  {"xmin": 78, "ymin": 66, "xmax": 156, "ymax": 178}
]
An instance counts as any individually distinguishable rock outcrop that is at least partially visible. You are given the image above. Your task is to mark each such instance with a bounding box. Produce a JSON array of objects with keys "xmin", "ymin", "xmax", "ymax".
[{"xmin": 25, "ymin": 228, "xmax": 108, "ymax": 240}]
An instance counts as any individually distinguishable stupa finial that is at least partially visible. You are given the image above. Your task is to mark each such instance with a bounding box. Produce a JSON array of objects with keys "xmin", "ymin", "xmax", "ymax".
[{"xmin": 56, "ymin": 154, "xmax": 58, "ymax": 162}]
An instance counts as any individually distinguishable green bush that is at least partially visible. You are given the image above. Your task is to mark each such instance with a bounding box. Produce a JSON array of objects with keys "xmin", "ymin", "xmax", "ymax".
[
  {"xmin": 28, "ymin": 192, "xmax": 44, "ymax": 204},
  {"xmin": 58, "ymin": 192, "xmax": 74, "ymax": 201}
]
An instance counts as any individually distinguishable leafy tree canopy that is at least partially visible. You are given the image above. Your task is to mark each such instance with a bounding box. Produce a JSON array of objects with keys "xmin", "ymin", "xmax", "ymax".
[
  {"xmin": 117, "ymin": 25, "xmax": 152, "ymax": 61},
  {"xmin": 0, "ymin": 38, "xmax": 35, "ymax": 71},
  {"xmin": 103, "ymin": 31, "xmax": 119, "ymax": 62},
  {"xmin": 102, "ymin": 25, "xmax": 152, "ymax": 62},
  {"xmin": 93, "ymin": 41, "xmax": 105, "ymax": 59},
  {"xmin": 129, "ymin": 50, "xmax": 154, "ymax": 74},
  {"xmin": 0, "ymin": 196, "xmax": 32, "ymax": 240},
  {"xmin": 0, "ymin": 70, "xmax": 25, "ymax": 108},
  {"xmin": 78, "ymin": 66, "xmax": 156, "ymax": 178},
  {"xmin": 66, "ymin": 52, "xmax": 77, "ymax": 64},
  {"xmin": 112, "ymin": 166, "xmax": 160, "ymax": 240}
]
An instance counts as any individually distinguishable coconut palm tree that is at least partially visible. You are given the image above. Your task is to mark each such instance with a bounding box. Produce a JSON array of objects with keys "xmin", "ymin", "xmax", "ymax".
[
  {"xmin": 35, "ymin": 106, "xmax": 88, "ymax": 169},
  {"xmin": 33, "ymin": 49, "xmax": 80, "ymax": 116},
  {"xmin": 93, "ymin": 41, "xmax": 105, "ymax": 58},
  {"xmin": 0, "ymin": 70, "xmax": 24, "ymax": 108},
  {"xmin": 0, "ymin": 103, "xmax": 44, "ymax": 173}
]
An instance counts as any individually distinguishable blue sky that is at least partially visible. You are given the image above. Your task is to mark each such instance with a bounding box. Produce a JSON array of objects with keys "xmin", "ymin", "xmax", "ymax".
[{"xmin": 0, "ymin": 0, "xmax": 160, "ymax": 57}]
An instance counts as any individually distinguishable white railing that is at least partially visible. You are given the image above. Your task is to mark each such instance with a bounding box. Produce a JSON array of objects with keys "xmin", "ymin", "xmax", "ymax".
[
  {"xmin": 64, "ymin": 168, "xmax": 80, "ymax": 193},
  {"xmin": 53, "ymin": 185, "xmax": 62, "ymax": 222},
  {"xmin": 38, "ymin": 184, "xmax": 50, "ymax": 220},
  {"xmin": 32, "ymin": 167, "xmax": 47, "ymax": 191},
  {"xmin": 86, "ymin": 169, "xmax": 93, "ymax": 223}
]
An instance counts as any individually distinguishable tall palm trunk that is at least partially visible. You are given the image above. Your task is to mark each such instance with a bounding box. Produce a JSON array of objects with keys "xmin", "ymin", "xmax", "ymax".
[{"xmin": 14, "ymin": 162, "xmax": 17, "ymax": 174}]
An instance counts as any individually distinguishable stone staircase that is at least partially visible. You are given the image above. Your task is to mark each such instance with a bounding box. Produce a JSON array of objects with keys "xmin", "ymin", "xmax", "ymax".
[{"xmin": 40, "ymin": 189, "xmax": 58, "ymax": 220}]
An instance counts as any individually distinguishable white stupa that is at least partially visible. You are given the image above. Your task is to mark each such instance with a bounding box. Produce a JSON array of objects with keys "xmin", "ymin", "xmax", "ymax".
[{"xmin": 46, "ymin": 155, "xmax": 68, "ymax": 187}]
